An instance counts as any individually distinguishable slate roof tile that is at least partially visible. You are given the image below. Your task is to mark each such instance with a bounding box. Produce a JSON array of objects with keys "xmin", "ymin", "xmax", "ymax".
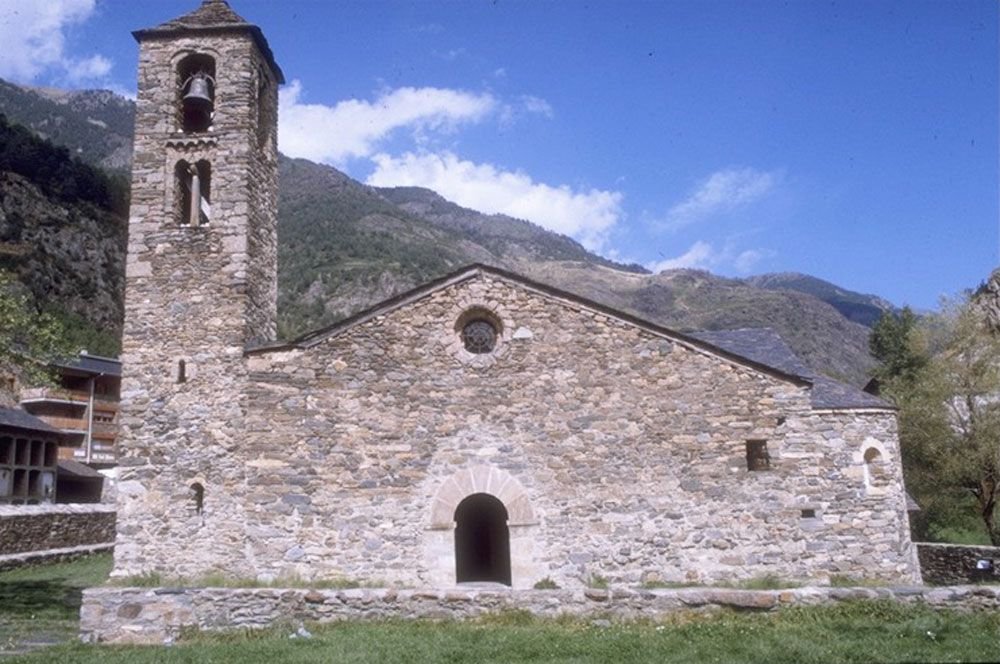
[{"xmin": 689, "ymin": 328, "xmax": 891, "ymax": 410}]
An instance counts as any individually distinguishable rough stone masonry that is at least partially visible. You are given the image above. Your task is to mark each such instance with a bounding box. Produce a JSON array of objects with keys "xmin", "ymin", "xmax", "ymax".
[{"xmin": 110, "ymin": 0, "xmax": 920, "ymax": 597}]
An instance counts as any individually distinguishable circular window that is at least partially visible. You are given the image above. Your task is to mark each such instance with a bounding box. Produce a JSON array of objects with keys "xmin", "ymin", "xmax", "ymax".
[{"xmin": 461, "ymin": 319, "xmax": 497, "ymax": 354}]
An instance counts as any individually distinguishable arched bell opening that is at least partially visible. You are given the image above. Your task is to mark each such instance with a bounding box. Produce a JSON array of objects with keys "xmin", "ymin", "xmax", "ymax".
[
  {"xmin": 454, "ymin": 493, "xmax": 511, "ymax": 586},
  {"xmin": 177, "ymin": 53, "xmax": 216, "ymax": 133}
]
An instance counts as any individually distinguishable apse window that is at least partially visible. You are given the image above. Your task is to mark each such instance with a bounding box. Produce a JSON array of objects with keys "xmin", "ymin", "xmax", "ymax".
[
  {"xmin": 745, "ymin": 440, "xmax": 770, "ymax": 471},
  {"xmin": 863, "ymin": 447, "xmax": 889, "ymax": 491}
]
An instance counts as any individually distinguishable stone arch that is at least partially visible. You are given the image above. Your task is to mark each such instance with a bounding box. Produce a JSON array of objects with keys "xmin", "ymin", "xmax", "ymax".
[
  {"xmin": 175, "ymin": 51, "xmax": 217, "ymax": 133},
  {"xmin": 424, "ymin": 465, "xmax": 542, "ymax": 589},
  {"xmin": 429, "ymin": 465, "xmax": 536, "ymax": 528},
  {"xmin": 858, "ymin": 438, "xmax": 890, "ymax": 494}
]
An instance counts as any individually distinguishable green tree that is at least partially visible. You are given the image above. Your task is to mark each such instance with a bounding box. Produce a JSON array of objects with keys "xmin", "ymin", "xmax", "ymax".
[
  {"xmin": 869, "ymin": 307, "xmax": 926, "ymax": 385},
  {"xmin": 0, "ymin": 269, "xmax": 73, "ymax": 386},
  {"xmin": 889, "ymin": 298, "xmax": 1000, "ymax": 545}
]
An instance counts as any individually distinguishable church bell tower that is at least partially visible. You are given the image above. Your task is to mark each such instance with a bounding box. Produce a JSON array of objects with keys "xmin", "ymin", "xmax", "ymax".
[{"xmin": 114, "ymin": 0, "xmax": 283, "ymax": 576}]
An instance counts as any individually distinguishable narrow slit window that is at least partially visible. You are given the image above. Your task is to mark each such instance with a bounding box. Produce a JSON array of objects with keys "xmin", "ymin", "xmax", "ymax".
[
  {"xmin": 746, "ymin": 440, "xmax": 770, "ymax": 471},
  {"xmin": 190, "ymin": 482, "xmax": 204, "ymax": 515},
  {"xmin": 177, "ymin": 359, "xmax": 187, "ymax": 383}
]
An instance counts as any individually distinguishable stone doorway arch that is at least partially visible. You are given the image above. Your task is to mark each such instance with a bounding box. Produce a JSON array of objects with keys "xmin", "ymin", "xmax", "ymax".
[
  {"xmin": 454, "ymin": 493, "xmax": 511, "ymax": 585},
  {"xmin": 425, "ymin": 465, "xmax": 541, "ymax": 588}
]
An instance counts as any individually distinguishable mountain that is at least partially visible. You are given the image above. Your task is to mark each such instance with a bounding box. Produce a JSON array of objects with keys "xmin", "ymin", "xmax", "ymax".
[
  {"xmin": 0, "ymin": 80, "xmax": 134, "ymax": 173},
  {"xmin": 0, "ymin": 114, "xmax": 126, "ymax": 356},
  {"xmin": 746, "ymin": 273, "xmax": 895, "ymax": 327},
  {"xmin": 279, "ymin": 157, "xmax": 876, "ymax": 382},
  {"xmin": 0, "ymin": 79, "xmax": 892, "ymax": 384},
  {"xmin": 376, "ymin": 185, "xmax": 648, "ymax": 273}
]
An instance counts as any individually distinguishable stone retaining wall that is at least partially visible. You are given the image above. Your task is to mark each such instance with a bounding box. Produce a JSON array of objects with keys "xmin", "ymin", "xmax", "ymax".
[
  {"xmin": 917, "ymin": 542, "xmax": 1000, "ymax": 585},
  {"xmin": 0, "ymin": 505, "xmax": 115, "ymax": 557},
  {"xmin": 81, "ymin": 584, "xmax": 1000, "ymax": 644}
]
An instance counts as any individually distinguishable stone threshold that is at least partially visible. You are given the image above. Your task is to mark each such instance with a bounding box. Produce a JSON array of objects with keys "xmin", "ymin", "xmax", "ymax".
[{"xmin": 80, "ymin": 584, "xmax": 1000, "ymax": 645}]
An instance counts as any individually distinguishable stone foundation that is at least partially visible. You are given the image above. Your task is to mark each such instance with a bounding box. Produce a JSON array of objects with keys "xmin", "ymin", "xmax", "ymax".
[
  {"xmin": 81, "ymin": 584, "xmax": 1000, "ymax": 644},
  {"xmin": 917, "ymin": 542, "xmax": 1000, "ymax": 585}
]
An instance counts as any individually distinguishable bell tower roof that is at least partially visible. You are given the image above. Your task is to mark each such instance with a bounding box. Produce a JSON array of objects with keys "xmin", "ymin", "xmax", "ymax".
[{"xmin": 133, "ymin": 0, "xmax": 284, "ymax": 83}]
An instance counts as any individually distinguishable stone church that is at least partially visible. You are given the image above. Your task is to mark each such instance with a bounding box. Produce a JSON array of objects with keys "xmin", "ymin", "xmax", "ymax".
[{"xmin": 114, "ymin": 0, "xmax": 920, "ymax": 589}]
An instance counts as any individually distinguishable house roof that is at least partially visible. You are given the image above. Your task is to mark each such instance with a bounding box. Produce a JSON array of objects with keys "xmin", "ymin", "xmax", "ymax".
[
  {"xmin": 0, "ymin": 406, "xmax": 62, "ymax": 435},
  {"xmin": 248, "ymin": 263, "xmax": 825, "ymax": 390},
  {"xmin": 57, "ymin": 459, "xmax": 105, "ymax": 480},
  {"xmin": 690, "ymin": 328, "xmax": 891, "ymax": 410},
  {"xmin": 56, "ymin": 354, "xmax": 121, "ymax": 378},
  {"xmin": 133, "ymin": 0, "xmax": 284, "ymax": 84}
]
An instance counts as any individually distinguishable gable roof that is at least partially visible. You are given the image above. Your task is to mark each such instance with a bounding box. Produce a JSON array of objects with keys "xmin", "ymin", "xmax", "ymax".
[
  {"xmin": 249, "ymin": 263, "xmax": 815, "ymax": 386},
  {"xmin": 690, "ymin": 328, "xmax": 891, "ymax": 410},
  {"xmin": 0, "ymin": 406, "xmax": 62, "ymax": 436},
  {"xmin": 133, "ymin": 0, "xmax": 284, "ymax": 84},
  {"xmin": 250, "ymin": 264, "xmax": 889, "ymax": 411}
]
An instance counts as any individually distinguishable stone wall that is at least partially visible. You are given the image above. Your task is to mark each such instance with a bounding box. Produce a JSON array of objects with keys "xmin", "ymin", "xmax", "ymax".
[
  {"xmin": 80, "ymin": 584, "xmax": 1000, "ymax": 645},
  {"xmin": 0, "ymin": 504, "xmax": 115, "ymax": 556},
  {"xmin": 917, "ymin": 543, "xmax": 1000, "ymax": 585},
  {"xmin": 117, "ymin": 270, "xmax": 917, "ymax": 587}
]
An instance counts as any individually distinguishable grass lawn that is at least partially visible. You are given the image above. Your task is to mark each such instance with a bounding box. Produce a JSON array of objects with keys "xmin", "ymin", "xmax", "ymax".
[
  {"xmin": 2, "ymin": 555, "xmax": 1000, "ymax": 663},
  {"xmin": 0, "ymin": 553, "xmax": 113, "ymax": 655}
]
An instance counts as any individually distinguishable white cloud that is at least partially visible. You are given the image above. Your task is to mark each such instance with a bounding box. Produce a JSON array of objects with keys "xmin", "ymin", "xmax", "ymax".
[
  {"xmin": 649, "ymin": 243, "xmax": 774, "ymax": 274},
  {"xmin": 0, "ymin": 0, "xmax": 111, "ymax": 84},
  {"xmin": 65, "ymin": 53, "xmax": 110, "ymax": 83},
  {"xmin": 367, "ymin": 151, "xmax": 623, "ymax": 251},
  {"xmin": 437, "ymin": 48, "xmax": 467, "ymax": 61},
  {"xmin": 520, "ymin": 95, "xmax": 553, "ymax": 118},
  {"xmin": 663, "ymin": 167, "xmax": 779, "ymax": 230},
  {"xmin": 648, "ymin": 241, "xmax": 718, "ymax": 272},
  {"xmin": 734, "ymin": 248, "xmax": 773, "ymax": 273},
  {"xmin": 279, "ymin": 81, "xmax": 496, "ymax": 164},
  {"xmin": 499, "ymin": 94, "xmax": 554, "ymax": 128}
]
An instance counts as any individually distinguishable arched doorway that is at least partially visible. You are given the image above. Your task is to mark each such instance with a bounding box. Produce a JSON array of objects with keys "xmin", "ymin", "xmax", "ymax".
[{"xmin": 454, "ymin": 493, "xmax": 511, "ymax": 585}]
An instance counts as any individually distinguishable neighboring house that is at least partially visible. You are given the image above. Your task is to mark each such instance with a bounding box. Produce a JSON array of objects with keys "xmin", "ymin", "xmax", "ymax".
[
  {"xmin": 0, "ymin": 406, "xmax": 61, "ymax": 504},
  {"xmin": 112, "ymin": 0, "xmax": 921, "ymax": 589},
  {"xmin": 20, "ymin": 353, "xmax": 121, "ymax": 468}
]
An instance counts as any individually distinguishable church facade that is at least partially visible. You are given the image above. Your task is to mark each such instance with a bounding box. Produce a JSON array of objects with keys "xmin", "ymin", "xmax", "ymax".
[{"xmin": 113, "ymin": 0, "xmax": 920, "ymax": 589}]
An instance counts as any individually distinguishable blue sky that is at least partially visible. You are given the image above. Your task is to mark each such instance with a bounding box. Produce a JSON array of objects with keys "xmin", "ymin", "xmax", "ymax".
[{"xmin": 0, "ymin": 0, "xmax": 996, "ymax": 309}]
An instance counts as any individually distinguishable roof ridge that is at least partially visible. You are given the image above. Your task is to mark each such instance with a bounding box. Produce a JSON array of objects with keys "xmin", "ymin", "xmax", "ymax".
[{"xmin": 160, "ymin": 0, "xmax": 248, "ymax": 29}]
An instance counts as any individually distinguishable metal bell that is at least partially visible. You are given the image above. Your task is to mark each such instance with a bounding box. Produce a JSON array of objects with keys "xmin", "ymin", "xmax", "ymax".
[
  {"xmin": 181, "ymin": 72, "xmax": 214, "ymax": 131},
  {"xmin": 183, "ymin": 75, "xmax": 213, "ymax": 106}
]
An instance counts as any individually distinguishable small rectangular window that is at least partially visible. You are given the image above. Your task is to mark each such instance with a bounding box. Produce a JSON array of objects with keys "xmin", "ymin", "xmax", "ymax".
[
  {"xmin": 746, "ymin": 440, "xmax": 770, "ymax": 471},
  {"xmin": 800, "ymin": 508, "xmax": 816, "ymax": 519}
]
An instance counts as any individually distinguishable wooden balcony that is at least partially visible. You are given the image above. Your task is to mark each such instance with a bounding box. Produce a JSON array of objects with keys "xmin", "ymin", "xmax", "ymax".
[
  {"xmin": 20, "ymin": 386, "xmax": 89, "ymax": 406},
  {"xmin": 91, "ymin": 422, "xmax": 118, "ymax": 439},
  {"xmin": 93, "ymin": 398, "xmax": 119, "ymax": 413},
  {"xmin": 35, "ymin": 415, "xmax": 88, "ymax": 435}
]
